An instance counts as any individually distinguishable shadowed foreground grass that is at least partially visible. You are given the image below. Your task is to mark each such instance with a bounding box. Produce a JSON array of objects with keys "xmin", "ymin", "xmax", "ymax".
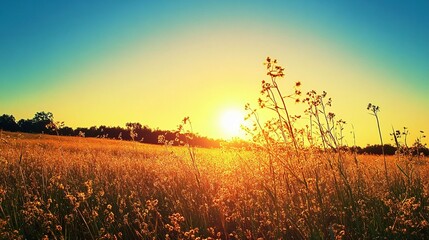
[{"xmin": 0, "ymin": 132, "xmax": 428, "ymax": 239}]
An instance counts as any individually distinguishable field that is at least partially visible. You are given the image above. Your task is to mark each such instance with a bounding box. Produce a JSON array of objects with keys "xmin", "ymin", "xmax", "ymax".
[{"xmin": 0, "ymin": 131, "xmax": 428, "ymax": 239}]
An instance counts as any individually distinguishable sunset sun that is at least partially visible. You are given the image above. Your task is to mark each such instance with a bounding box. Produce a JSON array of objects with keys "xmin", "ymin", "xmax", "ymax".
[{"xmin": 219, "ymin": 109, "xmax": 245, "ymax": 139}]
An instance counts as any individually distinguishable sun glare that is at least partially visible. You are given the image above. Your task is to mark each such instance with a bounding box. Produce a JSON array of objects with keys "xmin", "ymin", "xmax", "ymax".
[{"xmin": 219, "ymin": 109, "xmax": 245, "ymax": 139}]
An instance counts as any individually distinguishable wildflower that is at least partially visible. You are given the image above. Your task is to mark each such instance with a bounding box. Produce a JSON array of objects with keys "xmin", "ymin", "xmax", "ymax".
[
  {"xmin": 56, "ymin": 225, "xmax": 62, "ymax": 231},
  {"xmin": 91, "ymin": 210, "xmax": 99, "ymax": 218},
  {"xmin": 98, "ymin": 190, "xmax": 105, "ymax": 197},
  {"xmin": 165, "ymin": 224, "xmax": 174, "ymax": 231},
  {"xmin": 77, "ymin": 192, "xmax": 85, "ymax": 201},
  {"xmin": 183, "ymin": 116, "xmax": 190, "ymax": 124}
]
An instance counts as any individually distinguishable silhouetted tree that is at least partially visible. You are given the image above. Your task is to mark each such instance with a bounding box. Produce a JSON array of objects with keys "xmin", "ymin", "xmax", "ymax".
[
  {"xmin": 126, "ymin": 122, "xmax": 142, "ymax": 141},
  {"xmin": 31, "ymin": 111, "xmax": 54, "ymax": 133},
  {"xmin": 0, "ymin": 114, "xmax": 19, "ymax": 131},
  {"xmin": 58, "ymin": 126, "xmax": 74, "ymax": 136},
  {"xmin": 33, "ymin": 111, "xmax": 53, "ymax": 123},
  {"xmin": 359, "ymin": 144, "xmax": 396, "ymax": 155},
  {"xmin": 18, "ymin": 119, "xmax": 34, "ymax": 133},
  {"xmin": 2, "ymin": 111, "xmax": 222, "ymax": 148}
]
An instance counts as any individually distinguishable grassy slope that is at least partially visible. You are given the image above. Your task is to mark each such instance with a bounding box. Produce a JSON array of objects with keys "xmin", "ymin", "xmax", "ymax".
[{"xmin": 0, "ymin": 131, "xmax": 428, "ymax": 239}]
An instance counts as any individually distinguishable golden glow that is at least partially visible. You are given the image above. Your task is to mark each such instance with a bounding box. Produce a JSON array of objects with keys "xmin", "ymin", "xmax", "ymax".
[
  {"xmin": 2, "ymin": 21, "xmax": 427, "ymax": 146},
  {"xmin": 219, "ymin": 108, "xmax": 245, "ymax": 139}
]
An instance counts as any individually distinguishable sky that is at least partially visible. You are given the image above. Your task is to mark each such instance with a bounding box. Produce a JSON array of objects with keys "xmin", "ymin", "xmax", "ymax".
[{"xmin": 0, "ymin": 0, "xmax": 428, "ymax": 146}]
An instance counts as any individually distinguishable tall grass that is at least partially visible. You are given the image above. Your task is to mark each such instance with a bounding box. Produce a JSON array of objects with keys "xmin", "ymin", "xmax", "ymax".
[
  {"xmin": 0, "ymin": 132, "xmax": 428, "ymax": 239},
  {"xmin": 0, "ymin": 58, "xmax": 428, "ymax": 239}
]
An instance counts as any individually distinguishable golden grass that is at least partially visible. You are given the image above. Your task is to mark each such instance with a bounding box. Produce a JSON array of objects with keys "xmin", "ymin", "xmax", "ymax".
[{"xmin": 0, "ymin": 132, "xmax": 428, "ymax": 239}]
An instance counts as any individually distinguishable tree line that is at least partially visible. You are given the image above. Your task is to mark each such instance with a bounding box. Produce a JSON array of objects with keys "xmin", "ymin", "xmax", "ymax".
[
  {"xmin": 0, "ymin": 111, "xmax": 427, "ymax": 155},
  {"xmin": 0, "ymin": 112, "xmax": 221, "ymax": 148}
]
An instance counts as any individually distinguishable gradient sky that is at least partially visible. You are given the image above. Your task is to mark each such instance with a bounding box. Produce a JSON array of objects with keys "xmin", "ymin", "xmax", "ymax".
[{"xmin": 1, "ymin": 1, "xmax": 428, "ymax": 146}]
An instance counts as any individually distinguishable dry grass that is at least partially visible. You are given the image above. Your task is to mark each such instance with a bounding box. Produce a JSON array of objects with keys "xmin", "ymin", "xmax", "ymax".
[{"xmin": 0, "ymin": 131, "xmax": 428, "ymax": 239}]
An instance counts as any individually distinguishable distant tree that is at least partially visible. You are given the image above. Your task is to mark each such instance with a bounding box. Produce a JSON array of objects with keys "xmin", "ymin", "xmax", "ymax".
[
  {"xmin": 86, "ymin": 126, "xmax": 99, "ymax": 137},
  {"xmin": 140, "ymin": 125, "xmax": 154, "ymax": 142},
  {"xmin": 58, "ymin": 126, "xmax": 74, "ymax": 136},
  {"xmin": 1, "ymin": 111, "xmax": 221, "ymax": 148},
  {"xmin": 18, "ymin": 119, "xmax": 34, "ymax": 132},
  {"xmin": 126, "ymin": 122, "xmax": 142, "ymax": 141},
  {"xmin": 359, "ymin": 144, "xmax": 396, "ymax": 155},
  {"xmin": 0, "ymin": 114, "xmax": 19, "ymax": 131},
  {"xmin": 74, "ymin": 127, "xmax": 89, "ymax": 137},
  {"xmin": 33, "ymin": 111, "xmax": 53, "ymax": 123},
  {"xmin": 126, "ymin": 122, "xmax": 142, "ymax": 130},
  {"xmin": 31, "ymin": 111, "xmax": 54, "ymax": 133}
]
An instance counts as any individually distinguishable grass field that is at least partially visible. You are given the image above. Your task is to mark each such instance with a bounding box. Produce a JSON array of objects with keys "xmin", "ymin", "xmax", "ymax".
[{"xmin": 0, "ymin": 131, "xmax": 428, "ymax": 239}]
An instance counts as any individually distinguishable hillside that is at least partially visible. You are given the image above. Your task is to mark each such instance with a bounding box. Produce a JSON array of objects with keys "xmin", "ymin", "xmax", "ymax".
[{"xmin": 0, "ymin": 131, "xmax": 428, "ymax": 239}]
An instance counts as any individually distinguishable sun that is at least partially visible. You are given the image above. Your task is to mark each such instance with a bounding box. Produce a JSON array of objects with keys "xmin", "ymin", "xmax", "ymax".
[{"xmin": 219, "ymin": 109, "xmax": 245, "ymax": 139}]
